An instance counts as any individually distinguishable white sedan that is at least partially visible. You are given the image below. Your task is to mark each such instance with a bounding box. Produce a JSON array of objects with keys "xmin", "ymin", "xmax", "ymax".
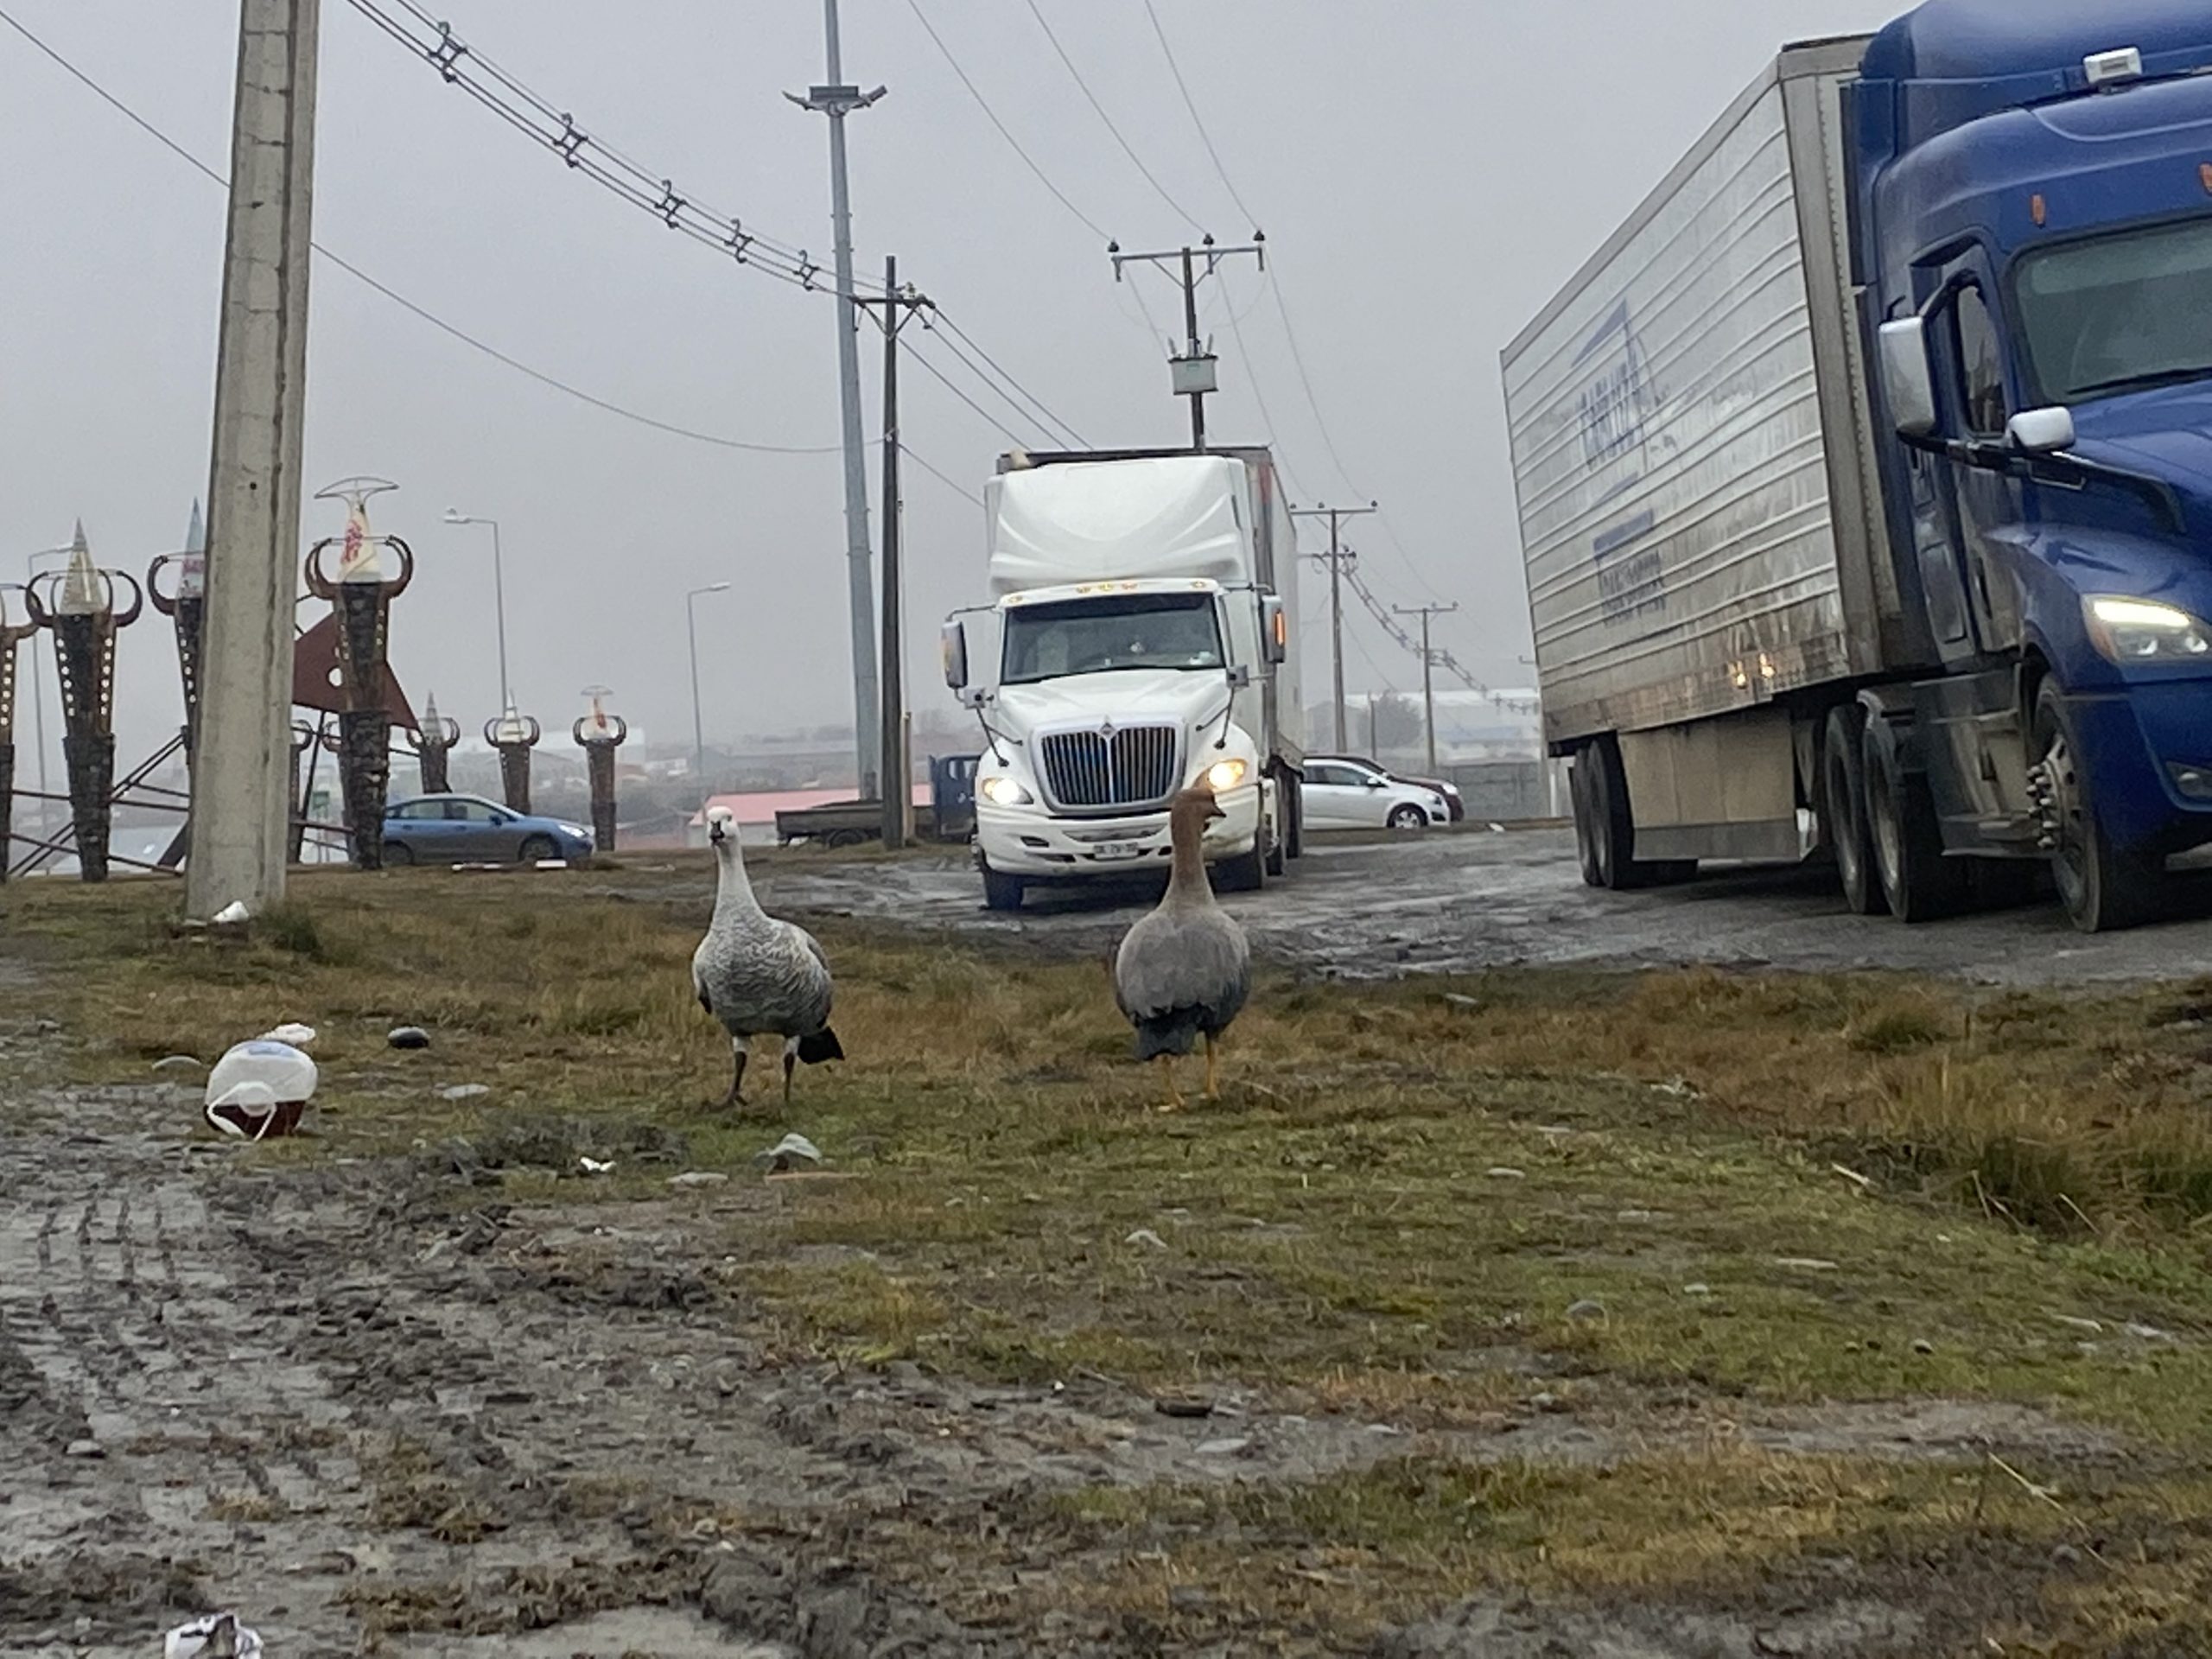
[{"xmin": 1299, "ymin": 759, "xmax": 1452, "ymax": 830}]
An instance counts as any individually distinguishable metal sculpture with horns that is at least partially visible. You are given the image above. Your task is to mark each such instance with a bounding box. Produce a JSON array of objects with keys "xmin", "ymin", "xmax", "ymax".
[
  {"xmin": 486, "ymin": 702, "xmax": 542, "ymax": 816},
  {"xmin": 25, "ymin": 524, "xmax": 141, "ymax": 882},
  {"xmin": 0, "ymin": 584, "xmax": 35, "ymax": 880},
  {"xmin": 147, "ymin": 502, "xmax": 208, "ymax": 758},
  {"xmin": 303, "ymin": 478, "xmax": 414, "ymax": 870},
  {"xmin": 574, "ymin": 685, "xmax": 627, "ymax": 852}
]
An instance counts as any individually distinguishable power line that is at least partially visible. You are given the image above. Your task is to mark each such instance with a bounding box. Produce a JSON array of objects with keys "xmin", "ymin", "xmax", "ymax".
[
  {"xmin": 0, "ymin": 2, "xmax": 848, "ymax": 458},
  {"xmin": 904, "ymin": 0, "xmax": 1107, "ymax": 242},
  {"xmin": 1020, "ymin": 0, "xmax": 1206, "ymax": 233},
  {"xmin": 1140, "ymin": 0, "xmax": 1259, "ymax": 230},
  {"xmin": 934, "ymin": 315, "xmax": 1090, "ymax": 448}
]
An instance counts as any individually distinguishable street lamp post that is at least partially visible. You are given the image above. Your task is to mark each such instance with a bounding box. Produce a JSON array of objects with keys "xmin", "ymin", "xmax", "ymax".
[
  {"xmin": 686, "ymin": 582, "xmax": 731, "ymax": 799},
  {"xmin": 442, "ymin": 510, "xmax": 511, "ymax": 710}
]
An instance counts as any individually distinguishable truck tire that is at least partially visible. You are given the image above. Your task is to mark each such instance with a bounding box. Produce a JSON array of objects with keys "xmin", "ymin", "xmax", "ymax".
[
  {"xmin": 2031, "ymin": 680, "xmax": 2159, "ymax": 934},
  {"xmin": 980, "ymin": 861, "xmax": 1025, "ymax": 912},
  {"xmin": 1821, "ymin": 704, "xmax": 1886, "ymax": 916},
  {"xmin": 1213, "ymin": 839, "xmax": 1267, "ymax": 893},
  {"xmin": 1284, "ymin": 768, "xmax": 1306, "ymax": 860},
  {"xmin": 1861, "ymin": 712, "xmax": 1965, "ymax": 923},
  {"xmin": 1569, "ymin": 753, "xmax": 1603, "ymax": 888},
  {"xmin": 1586, "ymin": 734, "xmax": 1694, "ymax": 890}
]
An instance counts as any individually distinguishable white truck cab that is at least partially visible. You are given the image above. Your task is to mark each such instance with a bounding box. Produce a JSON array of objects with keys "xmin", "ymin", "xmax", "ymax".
[{"xmin": 942, "ymin": 449, "xmax": 1304, "ymax": 912}]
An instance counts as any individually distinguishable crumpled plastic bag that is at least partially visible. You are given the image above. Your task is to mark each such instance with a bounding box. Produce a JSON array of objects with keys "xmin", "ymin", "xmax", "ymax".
[
  {"xmin": 204, "ymin": 1039, "xmax": 319, "ymax": 1141},
  {"xmin": 165, "ymin": 1612, "xmax": 264, "ymax": 1659}
]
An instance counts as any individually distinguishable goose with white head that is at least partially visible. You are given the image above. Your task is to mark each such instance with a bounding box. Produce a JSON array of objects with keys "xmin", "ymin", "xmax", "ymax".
[
  {"xmin": 1112, "ymin": 785, "xmax": 1252, "ymax": 1110},
  {"xmin": 692, "ymin": 805, "xmax": 843, "ymax": 1108}
]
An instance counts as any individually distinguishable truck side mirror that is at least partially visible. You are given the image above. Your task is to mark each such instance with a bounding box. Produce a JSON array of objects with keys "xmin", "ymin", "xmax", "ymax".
[
  {"xmin": 1260, "ymin": 595, "xmax": 1288, "ymax": 666},
  {"xmin": 941, "ymin": 620, "xmax": 969, "ymax": 692},
  {"xmin": 2007, "ymin": 406, "xmax": 2076, "ymax": 456},
  {"xmin": 1878, "ymin": 318, "xmax": 1938, "ymax": 438},
  {"xmin": 1226, "ymin": 664, "xmax": 1253, "ymax": 690}
]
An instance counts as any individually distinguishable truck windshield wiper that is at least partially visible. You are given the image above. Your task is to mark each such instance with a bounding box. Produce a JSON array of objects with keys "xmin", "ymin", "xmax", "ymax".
[{"xmin": 2068, "ymin": 365, "xmax": 2212, "ymax": 400}]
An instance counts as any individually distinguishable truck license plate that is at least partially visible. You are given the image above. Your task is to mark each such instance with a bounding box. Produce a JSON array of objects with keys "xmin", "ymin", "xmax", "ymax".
[{"xmin": 1092, "ymin": 842, "xmax": 1147, "ymax": 861}]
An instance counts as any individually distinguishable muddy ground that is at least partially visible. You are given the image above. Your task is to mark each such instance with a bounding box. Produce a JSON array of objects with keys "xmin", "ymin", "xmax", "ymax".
[
  {"xmin": 0, "ymin": 1058, "xmax": 2148, "ymax": 1659},
  {"xmin": 732, "ymin": 829, "xmax": 2212, "ymax": 985}
]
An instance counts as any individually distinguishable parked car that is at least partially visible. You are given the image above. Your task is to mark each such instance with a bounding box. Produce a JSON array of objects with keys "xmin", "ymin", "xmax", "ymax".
[
  {"xmin": 1299, "ymin": 758, "xmax": 1452, "ymax": 830},
  {"xmin": 1310, "ymin": 753, "xmax": 1466, "ymax": 822},
  {"xmin": 381, "ymin": 794, "xmax": 594, "ymax": 865}
]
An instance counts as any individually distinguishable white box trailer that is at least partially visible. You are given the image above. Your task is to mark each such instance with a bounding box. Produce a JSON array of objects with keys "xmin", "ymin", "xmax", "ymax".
[{"xmin": 1503, "ymin": 35, "xmax": 1908, "ymax": 864}]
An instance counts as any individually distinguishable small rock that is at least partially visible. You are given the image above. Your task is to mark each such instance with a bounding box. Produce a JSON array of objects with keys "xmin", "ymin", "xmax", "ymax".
[
  {"xmin": 1153, "ymin": 1395, "xmax": 1214, "ymax": 1420},
  {"xmin": 152, "ymin": 1055, "xmax": 206, "ymax": 1074},
  {"xmin": 667, "ymin": 1171, "xmax": 730, "ymax": 1188},
  {"xmin": 34, "ymin": 1018, "xmax": 60, "ymax": 1035},
  {"xmin": 1530, "ymin": 1391, "xmax": 1568, "ymax": 1414},
  {"xmin": 1683, "ymin": 1283, "xmax": 1713, "ymax": 1297},
  {"xmin": 1911, "ymin": 1338, "xmax": 1935, "ymax": 1356},
  {"xmin": 1125, "ymin": 1228, "xmax": 1169, "ymax": 1250},
  {"xmin": 1772, "ymin": 1256, "xmax": 1840, "ymax": 1272},
  {"xmin": 2051, "ymin": 1542, "xmax": 2082, "ymax": 1567},
  {"xmin": 1194, "ymin": 1437, "xmax": 1250, "ymax": 1457},
  {"xmin": 387, "ymin": 1026, "xmax": 432, "ymax": 1050},
  {"xmin": 1753, "ymin": 1630, "xmax": 1809, "ymax": 1657},
  {"xmin": 1566, "ymin": 1299, "xmax": 1606, "ymax": 1322},
  {"xmin": 63, "ymin": 1439, "xmax": 103, "ymax": 1459},
  {"xmin": 1485, "ymin": 1166, "xmax": 1527, "ymax": 1180},
  {"xmin": 438, "ymin": 1083, "xmax": 491, "ymax": 1101}
]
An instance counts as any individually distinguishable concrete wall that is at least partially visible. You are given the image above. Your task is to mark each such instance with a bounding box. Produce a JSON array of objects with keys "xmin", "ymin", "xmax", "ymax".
[{"xmin": 1442, "ymin": 759, "xmax": 1569, "ymax": 823}]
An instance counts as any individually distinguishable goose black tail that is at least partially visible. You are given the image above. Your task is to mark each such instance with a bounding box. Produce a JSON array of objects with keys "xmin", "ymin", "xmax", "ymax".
[
  {"xmin": 1132, "ymin": 1007, "xmax": 1205, "ymax": 1062},
  {"xmin": 797, "ymin": 1027, "xmax": 845, "ymax": 1065}
]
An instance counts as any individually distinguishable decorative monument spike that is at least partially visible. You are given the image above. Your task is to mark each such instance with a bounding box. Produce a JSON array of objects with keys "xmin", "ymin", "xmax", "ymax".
[
  {"xmin": 486, "ymin": 700, "xmax": 543, "ymax": 815},
  {"xmin": 406, "ymin": 690, "xmax": 461, "ymax": 794},
  {"xmin": 572, "ymin": 684, "xmax": 628, "ymax": 853},
  {"xmin": 288, "ymin": 720, "xmax": 319, "ymax": 864},
  {"xmin": 0, "ymin": 582, "xmax": 36, "ymax": 880},
  {"xmin": 148, "ymin": 501, "xmax": 208, "ymax": 756},
  {"xmin": 303, "ymin": 477, "xmax": 414, "ymax": 870},
  {"xmin": 24, "ymin": 524, "xmax": 142, "ymax": 881}
]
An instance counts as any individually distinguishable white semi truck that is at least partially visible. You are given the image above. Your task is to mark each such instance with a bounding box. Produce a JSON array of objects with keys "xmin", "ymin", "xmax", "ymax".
[{"xmin": 940, "ymin": 447, "xmax": 1306, "ymax": 912}]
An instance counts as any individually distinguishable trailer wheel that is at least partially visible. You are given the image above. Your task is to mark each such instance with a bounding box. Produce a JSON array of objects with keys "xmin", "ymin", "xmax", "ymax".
[
  {"xmin": 980, "ymin": 861, "xmax": 1025, "ymax": 912},
  {"xmin": 2031, "ymin": 680, "xmax": 2158, "ymax": 934},
  {"xmin": 825, "ymin": 828, "xmax": 871, "ymax": 850},
  {"xmin": 1585, "ymin": 735, "xmax": 1694, "ymax": 890},
  {"xmin": 1862, "ymin": 712, "xmax": 1965, "ymax": 923},
  {"xmin": 1569, "ymin": 753, "xmax": 1602, "ymax": 888},
  {"xmin": 1821, "ymin": 704, "xmax": 1885, "ymax": 916}
]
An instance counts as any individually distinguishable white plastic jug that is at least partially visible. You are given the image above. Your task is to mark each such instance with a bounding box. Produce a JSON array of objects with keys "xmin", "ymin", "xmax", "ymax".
[{"xmin": 204, "ymin": 1039, "xmax": 318, "ymax": 1141}]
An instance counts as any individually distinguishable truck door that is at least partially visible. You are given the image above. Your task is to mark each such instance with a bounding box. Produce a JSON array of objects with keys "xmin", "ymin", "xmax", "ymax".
[{"xmin": 1919, "ymin": 259, "xmax": 2030, "ymax": 661}]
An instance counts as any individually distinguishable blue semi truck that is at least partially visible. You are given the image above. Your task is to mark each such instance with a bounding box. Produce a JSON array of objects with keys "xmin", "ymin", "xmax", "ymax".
[{"xmin": 1504, "ymin": 2, "xmax": 2212, "ymax": 931}]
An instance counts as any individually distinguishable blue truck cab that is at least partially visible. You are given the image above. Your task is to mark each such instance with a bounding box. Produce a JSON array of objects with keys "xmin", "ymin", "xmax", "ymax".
[{"xmin": 1853, "ymin": 0, "xmax": 2212, "ymax": 929}]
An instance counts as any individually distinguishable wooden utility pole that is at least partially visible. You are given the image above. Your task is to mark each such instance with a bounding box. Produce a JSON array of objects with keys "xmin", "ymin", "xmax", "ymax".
[
  {"xmin": 1395, "ymin": 601, "xmax": 1459, "ymax": 773},
  {"xmin": 1109, "ymin": 235, "xmax": 1265, "ymax": 451},
  {"xmin": 855, "ymin": 257, "xmax": 932, "ymax": 850},
  {"xmin": 187, "ymin": 0, "xmax": 321, "ymax": 921},
  {"xmin": 1290, "ymin": 502, "xmax": 1376, "ymax": 752}
]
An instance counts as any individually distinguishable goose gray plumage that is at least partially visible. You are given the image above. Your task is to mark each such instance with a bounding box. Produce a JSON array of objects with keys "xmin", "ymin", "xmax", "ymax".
[
  {"xmin": 1112, "ymin": 786, "xmax": 1251, "ymax": 1110},
  {"xmin": 692, "ymin": 806, "xmax": 843, "ymax": 1108}
]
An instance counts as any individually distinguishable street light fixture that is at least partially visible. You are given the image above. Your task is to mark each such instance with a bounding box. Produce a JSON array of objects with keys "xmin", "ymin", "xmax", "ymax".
[
  {"xmin": 442, "ymin": 509, "xmax": 512, "ymax": 711},
  {"xmin": 686, "ymin": 582, "xmax": 731, "ymax": 800}
]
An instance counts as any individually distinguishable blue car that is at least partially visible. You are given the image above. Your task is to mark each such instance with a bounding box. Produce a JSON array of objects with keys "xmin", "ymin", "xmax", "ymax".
[{"xmin": 381, "ymin": 793, "xmax": 594, "ymax": 866}]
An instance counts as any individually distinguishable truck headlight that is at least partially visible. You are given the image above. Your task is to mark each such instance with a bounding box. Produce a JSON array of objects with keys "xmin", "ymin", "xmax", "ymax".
[
  {"xmin": 981, "ymin": 775, "xmax": 1033, "ymax": 807},
  {"xmin": 1204, "ymin": 758, "xmax": 1249, "ymax": 792},
  {"xmin": 2084, "ymin": 595, "xmax": 2212, "ymax": 664}
]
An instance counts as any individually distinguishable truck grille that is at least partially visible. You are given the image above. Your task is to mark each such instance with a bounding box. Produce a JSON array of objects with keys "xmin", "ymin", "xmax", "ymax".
[{"xmin": 1038, "ymin": 725, "xmax": 1180, "ymax": 810}]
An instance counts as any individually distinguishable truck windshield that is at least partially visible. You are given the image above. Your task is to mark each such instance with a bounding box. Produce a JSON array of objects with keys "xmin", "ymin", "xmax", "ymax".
[
  {"xmin": 2017, "ymin": 218, "xmax": 2212, "ymax": 404},
  {"xmin": 1001, "ymin": 592, "xmax": 1224, "ymax": 684}
]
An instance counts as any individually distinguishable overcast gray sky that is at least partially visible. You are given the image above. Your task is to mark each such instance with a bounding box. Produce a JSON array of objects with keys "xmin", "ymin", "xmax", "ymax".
[{"xmin": 1, "ymin": 0, "xmax": 1896, "ymax": 773}]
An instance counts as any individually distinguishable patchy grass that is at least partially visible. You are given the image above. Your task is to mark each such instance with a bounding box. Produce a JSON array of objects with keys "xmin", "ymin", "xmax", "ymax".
[{"xmin": 15, "ymin": 864, "xmax": 2212, "ymax": 1649}]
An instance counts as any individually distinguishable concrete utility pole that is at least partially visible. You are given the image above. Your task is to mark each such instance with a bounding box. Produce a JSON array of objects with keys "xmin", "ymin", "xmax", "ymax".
[
  {"xmin": 854, "ymin": 257, "xmax": 933, "ymax": 851},
  {"xmin": 188, "ymin": 0, "xmax": 321, "ymax": 921},
  {"xmin": 789, "ymin": 2, "xmax": 887, "ymax": 801},
  {"xmin": 1290, "ymin": 502, "xmax": 1376, "ymax": 752},
  {"xmin": 1109, "ymin": 234, "xmax": 1265, "ymax": 451},
  {"xmin": 1395, "ymin": 601, "xmax": 1459, "ymax": 773}
]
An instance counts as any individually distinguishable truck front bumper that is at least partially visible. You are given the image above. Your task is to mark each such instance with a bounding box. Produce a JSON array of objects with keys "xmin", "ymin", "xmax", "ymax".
[
  {"xmin": 975, "ymin": 784, "xmax": 1261, "ymax": 880},
  {"xmin": 2057, "ymin": 680, "xmax": 2212, "ymax": 858}
]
